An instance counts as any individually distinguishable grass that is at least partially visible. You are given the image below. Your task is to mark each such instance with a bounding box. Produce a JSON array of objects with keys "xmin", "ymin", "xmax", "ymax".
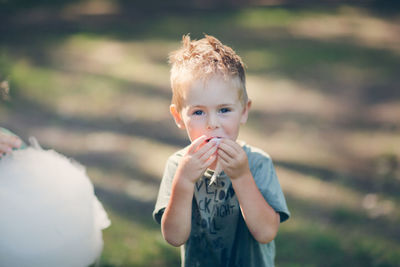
[
  {"xmin": 1, "ymin": 2, "xmax": 400, "ymax": 266},
  {"xmin": 100, "ymin": 209, "xmax": 180, "ymax": 267}
]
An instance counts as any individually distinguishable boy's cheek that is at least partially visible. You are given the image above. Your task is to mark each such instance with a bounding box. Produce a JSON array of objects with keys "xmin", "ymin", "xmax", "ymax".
[
  {"xmin": 189, "ymin": 134, "xmax": 207, "ymax": 145},
  {"xmin": 186, "ymin": 125, "xmax": 207, "ymax": 142}
]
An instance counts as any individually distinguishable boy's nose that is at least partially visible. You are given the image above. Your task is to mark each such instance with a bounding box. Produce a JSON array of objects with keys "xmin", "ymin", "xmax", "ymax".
[{"xmin": 207, "ymin": 114, "xmax": 220, "ymax": 129}]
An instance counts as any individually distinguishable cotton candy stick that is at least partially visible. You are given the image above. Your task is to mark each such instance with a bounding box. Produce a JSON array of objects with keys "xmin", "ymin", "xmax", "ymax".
[
  {"xmin": 209, "ymin": 161, "xmax": 222, "ymax": 186},
  {"xmin": 209, "ymin": 137, "xmax": 222, "ymax": 186}
]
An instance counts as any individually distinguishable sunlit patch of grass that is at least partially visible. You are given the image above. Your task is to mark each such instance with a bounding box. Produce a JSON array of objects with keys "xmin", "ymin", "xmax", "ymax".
[
  {"xmin": 28, "ymin": 126, "xmax": 179, "ymax": 180},
  {"xmin": 234, "ymin": 7, "xmax": 319, "ymax": 28},
  {"xmin": 241, "ymin": 50, "xmax": 277, "ymax": 72},
  {"xmin": 9, "ymin": 54, "xmax": 171, "ymax": 121},
  {"xmin": 367, "ymin": 100, "xmax": 400, "ymax": 126},
  {"xmin": 54, "ymin": 86, "xmax": 171, "ymax": 122},
  {"xmin": 289, "ymin": 5, "xmax": 400, "ymax": 54},
  {"xmin": 11, "ymin": 60, "xmax": 63, "ymax": 99},
  {"xmin": 277, "ymin": 167, "xmax": 361, "ymax": 210},
  {"xmin": 341, "ymin": 131, "xmax": 400, "ymax": 161},
  {"xmin": 240, "ymin": 125, "xmax": 346, "ymax": 170},
  {"xmin": 246, "ymin": 74, "xmax": 339, "ymax": 117},
  {"xmin": 57, "ymin": 35, "xmax": 172, "ymax": 88}
]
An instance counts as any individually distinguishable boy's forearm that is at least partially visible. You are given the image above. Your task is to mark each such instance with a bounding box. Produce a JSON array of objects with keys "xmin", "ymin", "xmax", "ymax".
[
  {"xmin": 231, "ymin": 171, "xmax": 280, "ymax": 244},
  {"xmin": 161, "ymin": 173, "xmax": 195, "ymax": 247}
]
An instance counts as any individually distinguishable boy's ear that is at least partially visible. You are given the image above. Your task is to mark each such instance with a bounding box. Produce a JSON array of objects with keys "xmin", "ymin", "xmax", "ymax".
[
  {"xmin": 170, "ymin": 104, "xmax": 186, "ymax": 129},
  {"xmin": 240, "ymin": 99, "xmax": 252, "ymax": 124}
]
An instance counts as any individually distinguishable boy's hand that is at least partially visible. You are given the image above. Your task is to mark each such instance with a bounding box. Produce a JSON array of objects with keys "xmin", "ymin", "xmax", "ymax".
[
  {"xmin": 217, "ymin": 139, "xmax": 250, "ymax": 180},
  {"xmin": 176, "ymin": 135, "xmax": 219, "ymax": 184},
  {"xmin": 0, "ymin": 131, "xmax": 22, "ymax": 157}
]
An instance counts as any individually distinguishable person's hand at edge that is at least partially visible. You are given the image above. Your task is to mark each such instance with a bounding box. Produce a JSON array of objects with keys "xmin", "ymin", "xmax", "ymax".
[{"xmin": 0, "ymin": 129, "xmax": 22, "ymax": 157}]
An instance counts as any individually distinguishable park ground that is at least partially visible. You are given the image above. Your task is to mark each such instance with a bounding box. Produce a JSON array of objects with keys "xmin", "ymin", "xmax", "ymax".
[{"xmin": 1, "ymin": 1, "xmax": 400, "ymax": 266}]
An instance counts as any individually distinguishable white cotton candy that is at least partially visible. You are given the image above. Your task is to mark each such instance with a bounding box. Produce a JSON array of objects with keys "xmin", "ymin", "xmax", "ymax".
[{"xmin": 0, "ymin": 146, "xmax": 111, "ymax": 267}]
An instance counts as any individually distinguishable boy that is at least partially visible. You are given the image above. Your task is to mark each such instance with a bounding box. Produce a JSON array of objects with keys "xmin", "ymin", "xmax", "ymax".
[{"xmin": 153, "ymin": 34, "xmax": 290, "ymax": 267}]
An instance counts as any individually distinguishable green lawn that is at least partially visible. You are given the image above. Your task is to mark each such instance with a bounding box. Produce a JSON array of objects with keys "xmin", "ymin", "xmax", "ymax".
[{"xmin": 1, "ymin": 1, "xmax": 400, "ymax": 266}]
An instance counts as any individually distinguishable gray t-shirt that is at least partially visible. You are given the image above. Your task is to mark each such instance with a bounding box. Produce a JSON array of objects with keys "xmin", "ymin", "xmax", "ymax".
[{"xmin": 153, "ymin": 143, "xmax": 290, "ymax": 267}]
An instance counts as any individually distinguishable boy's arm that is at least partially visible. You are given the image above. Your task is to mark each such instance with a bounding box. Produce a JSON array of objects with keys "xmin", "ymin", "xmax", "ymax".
[
  {"xmin": 161, "ymin": 168, "xmax": 195, "ymax": 247},
  {"xmin": 231, "ymin": 172, "xmax": 280, "ymax": 244},
  {"xmin": 218, "ymin": 139, "xmax": 280, "ymax": 244},
  {"xmin": 161, "ymin": 136, "xmax": 219, "ymax": 246}
]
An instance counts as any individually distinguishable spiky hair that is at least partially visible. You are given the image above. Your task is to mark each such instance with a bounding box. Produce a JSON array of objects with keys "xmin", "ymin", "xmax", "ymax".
[{"xmin": 169, "ymin": 34, "xmax": 247, "ymax": 111}]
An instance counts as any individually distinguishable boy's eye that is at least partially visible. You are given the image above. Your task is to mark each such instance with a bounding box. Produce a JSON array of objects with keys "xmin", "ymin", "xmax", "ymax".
[
  {"xmin": 192, "ymin": 110, "xmax": 204, "ymax": 115},
  {"xmin": 219, "ymin": 108, "xmax": 231, "ymax": 113}
]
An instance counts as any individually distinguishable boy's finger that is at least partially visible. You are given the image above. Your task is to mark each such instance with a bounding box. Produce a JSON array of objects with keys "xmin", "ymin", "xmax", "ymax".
[
  {"xmin": 217, "ymin": 148, "xmax": 230, "ymax": 163},
  {"xmin": 220, "ymin": 138, "xmax": 241, "ymax": 149},
  {"xmin": 195, "ymin": 139, "xmax": 218, "ymax": 159},
  {"xmin": 204, "ymin": 154, "xmax": 217, "ymax": 167},
  {"xmin": 199, "ymin": 143, "xmax": 218, "ymax": 162},
  {"xmin": 188, "ymin": 135, "xmax": 208, "ymax": 153},
  {"xmin": 218, "ymin": 142, "xmax": 237, "ymax": 158},
  {"xmin": 217, "ymin": 150, "xmax": 230, "ymax": 168}
]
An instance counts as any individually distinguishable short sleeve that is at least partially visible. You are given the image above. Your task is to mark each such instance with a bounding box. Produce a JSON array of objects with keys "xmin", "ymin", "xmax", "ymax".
[
  {"xmin": 152, "ymin": 154, "xmax": 180, "ymax": 224},
  {"xmin": 248, "ymin": 147, "xmax": 290, "ymax": 223}
]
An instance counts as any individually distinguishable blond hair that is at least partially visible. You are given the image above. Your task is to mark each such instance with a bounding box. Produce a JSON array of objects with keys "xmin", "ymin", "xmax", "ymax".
[{"xmin": 169, "ymin": 34, "xmax": 247, "ymax": 111}]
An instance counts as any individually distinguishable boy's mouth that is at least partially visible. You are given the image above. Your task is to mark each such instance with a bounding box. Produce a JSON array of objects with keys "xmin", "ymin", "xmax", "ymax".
[{"xmin": 206, "ymin": 136, "xmax": 222, "ymax": 142}]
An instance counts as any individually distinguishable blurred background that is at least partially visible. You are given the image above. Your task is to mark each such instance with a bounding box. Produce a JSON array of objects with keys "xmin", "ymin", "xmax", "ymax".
[{"xmin": 1, "ymin": 0, "xmax": 399, "ymax": 266}]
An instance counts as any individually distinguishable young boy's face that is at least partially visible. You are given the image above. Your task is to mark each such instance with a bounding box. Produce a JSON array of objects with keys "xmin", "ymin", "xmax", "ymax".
[{"xmin": 170, "ymin": 75, "xmax": 251, "ymax": 143}]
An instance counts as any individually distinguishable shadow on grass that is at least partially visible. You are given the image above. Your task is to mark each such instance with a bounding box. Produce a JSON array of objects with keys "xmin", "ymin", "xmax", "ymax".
[
  {"xmin": 285, "ymin": 193, "xmax": 400, "ymax": 242},
  {"xmin": 276, "ymin": 228, "xmax": 383, "ymax": 267},
  {"xmin": 8, "ymin": 91, "xmax": 399, "ymax": 199},
  {"xmin": 94, "ymin": 185, "xmax": 157, "ymax": 230},
  {"xmin": 2, "ymin": 5, "xmax": 399, "ymax": 110},
  {"xmin": 72, "ymin": 151, "xmax": 161, "ymax": 185},
  {"xmin": 250, "ymin": 109, "xmax": 400, "ymax": 133},
  {"xmin": 276, "ymin": 159, "xmax": 400, "ymax": 199},
  {"xmin": 276, "ymin": 193, "xmax": 400, "ymax": 267},
  {"xmin": 5, "ymin": 94, "xmax": 187, "ymax": 148}
]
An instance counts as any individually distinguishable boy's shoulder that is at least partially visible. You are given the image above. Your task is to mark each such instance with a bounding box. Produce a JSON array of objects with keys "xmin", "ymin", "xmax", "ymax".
[
  {"xmin": 170, "ymin": 146, "xmax": 188, "ymax": 158},
  {"xmin": 241, "ymin": 141, "xmax": 272, "ymax": 162},
  {"xmin": 165, "ymin": 146, "xmax": 189, "ymax": 165}
]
